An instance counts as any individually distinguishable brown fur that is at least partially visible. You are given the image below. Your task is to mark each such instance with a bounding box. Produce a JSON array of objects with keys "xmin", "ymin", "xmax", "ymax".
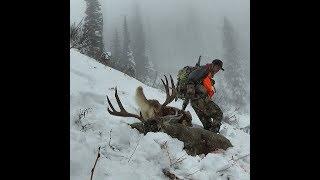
[
  {"xmin": 135, "ymin": 86, "xmax": 161, "ymax": 120},
  {"xmin": 135, "ymin": 86, "xmax": 192, "ymax": 126}
]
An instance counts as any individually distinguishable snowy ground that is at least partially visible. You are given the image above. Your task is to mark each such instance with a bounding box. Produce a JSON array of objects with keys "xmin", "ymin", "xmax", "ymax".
[{"xmin": 70, "ymin": 49, "xmax": 250, "ymax": 180}]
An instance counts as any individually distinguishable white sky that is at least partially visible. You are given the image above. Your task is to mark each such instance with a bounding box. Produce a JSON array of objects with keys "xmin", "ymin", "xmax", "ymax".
[{"xmin": 70, "ymin": 0, "xmax": 249, "ymax": 74}]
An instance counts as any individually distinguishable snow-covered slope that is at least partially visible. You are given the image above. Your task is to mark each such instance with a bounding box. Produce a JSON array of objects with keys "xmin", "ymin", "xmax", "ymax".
[{"xmin": 70, "ymin": 49, "xmax": 250, "ymax": 180}]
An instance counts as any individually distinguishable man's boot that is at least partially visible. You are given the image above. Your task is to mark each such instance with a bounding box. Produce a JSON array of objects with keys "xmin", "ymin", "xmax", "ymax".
[
  {"xmin": 200, "ymin": 116, "xmax": 220, "ymax": 133},
  {"xmin": 199, "ymin": 116, "xmax": 214, "ymax": 131},
  {"xmin": 206, "ymin": 101, "xmax": 223, "ymax": 133},
  {"xmin": 209, "ymin": 121, "xmax": 222, "ymax": 133}
]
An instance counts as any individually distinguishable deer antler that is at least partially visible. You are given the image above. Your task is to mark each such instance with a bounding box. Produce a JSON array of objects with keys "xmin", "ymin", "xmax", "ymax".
[
  {"xmin": 161, "ymin": 75, "xmax": 177, "ymax": 107},
  {"xmin": 107, "ymin": 87, "xmax": 144, "ymax": 121}
]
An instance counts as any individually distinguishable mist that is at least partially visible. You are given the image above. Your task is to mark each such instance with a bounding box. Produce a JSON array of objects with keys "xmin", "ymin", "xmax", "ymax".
[{"xmin": 71, "ymin": 0, "xmax": 249, "ymax": 73}]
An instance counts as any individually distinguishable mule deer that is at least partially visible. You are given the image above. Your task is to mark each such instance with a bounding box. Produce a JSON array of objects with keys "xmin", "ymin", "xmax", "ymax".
[{"xmin": 106, "ymin": 75, "xmax": 232, "ymax": 155}]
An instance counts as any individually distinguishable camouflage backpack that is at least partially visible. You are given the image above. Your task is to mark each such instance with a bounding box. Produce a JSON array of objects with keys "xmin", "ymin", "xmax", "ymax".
[
  {"xmin": 175, "ymin": 55, "xmax": 202, "ymax": 100},
  {"xmin": 176, "ymin": 66, "xmax": 197, "ymax": 100}
]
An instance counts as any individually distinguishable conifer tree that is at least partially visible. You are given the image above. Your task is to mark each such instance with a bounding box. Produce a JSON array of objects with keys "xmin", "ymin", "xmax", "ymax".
[
  {"xmin": 221, "ymin": 17, "xmax": 247, "ymax": 110},
  {"xmin": 131, "ymin": 5, "xmax": 149, "ymax": 81},
  {"xmin": 82, "ymin": 0, "xmax": 105, "ymax": 60},
  {"xmin": 111, "ymin": 29, "xmax": 121, "ymax": 70}
]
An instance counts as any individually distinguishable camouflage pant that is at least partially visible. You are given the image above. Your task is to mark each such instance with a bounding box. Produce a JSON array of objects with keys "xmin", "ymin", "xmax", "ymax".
[{"xmin": 190, "ymin": 97, "xmax": 223, "ymax": 133}]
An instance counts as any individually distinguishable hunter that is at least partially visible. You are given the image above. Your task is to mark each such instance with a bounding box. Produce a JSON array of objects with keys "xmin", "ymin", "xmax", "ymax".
[{"xmin": 182, "ymin": 59, "xmax": 224, "ymax": 133}]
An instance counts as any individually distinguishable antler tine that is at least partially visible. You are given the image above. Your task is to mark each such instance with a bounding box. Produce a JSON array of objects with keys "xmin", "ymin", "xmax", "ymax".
[
  {"xmin": 106, "ymin": 87, "xmax": 144, "ymax": 121},
  {"xmin": 160, "ymin": 76, "xmax": 169, "ymax": 100},
  {"xmin": 161, "ymin": 75, "xmax": 169, "ymax": 97},
  {"xmin": 107, "ymin": 96, "xmax": 116, "ymax": 112},
  {"xmin": 165, "ymin": 74, "xmax": 169, "ymax": 86},
  {"xmin": 161, "ymin": 74, "xmax": 177, "ymax": 106},
  {"xmin": 169, "ymin": 75, "xmax": 176, "ymax": 94},
  {"xmin": 114, "ymin": 87, "xmax": 125, "ymax": 111}
]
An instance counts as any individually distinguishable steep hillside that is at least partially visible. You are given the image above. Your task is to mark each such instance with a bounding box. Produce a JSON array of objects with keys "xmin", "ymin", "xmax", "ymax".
[{"xmin": 70, "ymin": 49, "xmax": 250, "ymax": 180}]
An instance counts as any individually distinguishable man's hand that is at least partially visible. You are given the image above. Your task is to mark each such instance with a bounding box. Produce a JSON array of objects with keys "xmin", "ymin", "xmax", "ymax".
[
  {"xmin": 208, "ymin": 90, "xmax": 214, "ymax": 98},
  {"xmin": 211, "ymin": 79, "xmax": 215, "ymax": 85},
  {"xmin": 204, "ymin": 94, "xmax": 212, "ymax": 102}
]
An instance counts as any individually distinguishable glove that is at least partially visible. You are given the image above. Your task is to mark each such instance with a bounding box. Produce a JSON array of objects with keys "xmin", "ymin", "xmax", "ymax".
[
  {"xmin": 211, "ymin": 79, "xmax": 215, "ymax": 85},
  {"xmin": 208, "ymin": 90, "xmax": 214, "ymax": 97},
  {"xmin": 204, "ymin": 95, "xmax": 212, "ymax": 102}
]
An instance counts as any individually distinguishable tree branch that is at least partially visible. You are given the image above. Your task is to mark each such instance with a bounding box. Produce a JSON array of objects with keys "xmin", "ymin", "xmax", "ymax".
[
  {"xmin": 108, "ymin": 129, "xmax": 117, "ymax": 151},
  {"xmin": 162, "ymin": 141, "xmax": 173, "ymax": 165},
  {"xmin": 128, "ymin": 136, "xmax": 141, "ymax": 162},
  {"xmin": 216, "ymin": 154, "xmax": 250, "ymax": 173},
  {"xmin": 170, "ymin": 153, "xmax": 187, "ymax": 167},
  {"xmin": 186, "ymin": 168, "xmax": 202, "ymax": 177},
  {"xmin": 162, "ymin": 169, "xmax": 181, "ymax": 180},
  {"xmin": 90, "ymin": 147, "xmax": 101, "ymax": 180}
]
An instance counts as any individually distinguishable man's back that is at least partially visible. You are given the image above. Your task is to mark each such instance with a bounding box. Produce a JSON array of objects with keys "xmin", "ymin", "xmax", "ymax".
[{"xmin": 188, "ymin": 64, "xmax": 211, "ymax": 85}]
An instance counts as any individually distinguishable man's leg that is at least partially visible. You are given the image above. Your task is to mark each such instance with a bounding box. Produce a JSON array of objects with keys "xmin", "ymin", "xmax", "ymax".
[
  {"xmin": 190, "ymin": 98, "xmax": 213, "ymax": 130},
  {"xmin": 191, "ymin": 97, "xmax": 223, "ymax": 133},
  {"xmin": 205, "ymin": 100, "xmax": 223, "ymax": 133}
]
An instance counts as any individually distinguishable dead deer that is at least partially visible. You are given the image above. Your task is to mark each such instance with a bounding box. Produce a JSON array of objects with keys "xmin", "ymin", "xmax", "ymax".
[
  {"xmin": 106, "ymin": 75, "xmax": 232, "ymax": 155},
  {"xmin": 134, "ymin": 75, "xmax": 192, "ymax": 126}
]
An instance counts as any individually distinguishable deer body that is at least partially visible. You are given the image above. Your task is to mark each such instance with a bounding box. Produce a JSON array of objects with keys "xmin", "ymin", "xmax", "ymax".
[{"xmin": 106, "ymin": 75, "xmax": 232, "ymax": 156}]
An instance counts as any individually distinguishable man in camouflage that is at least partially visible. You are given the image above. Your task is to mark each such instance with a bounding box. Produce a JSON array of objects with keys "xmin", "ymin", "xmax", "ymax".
[{"xmin": 186, "ymin": 59, "xmax": 224, "ymax": 133}]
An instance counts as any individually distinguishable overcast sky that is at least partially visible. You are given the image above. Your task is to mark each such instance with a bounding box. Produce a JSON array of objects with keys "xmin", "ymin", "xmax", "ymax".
[{"xmin": 71, "ymin": 0, "xmax": 249, "ymax": 74}]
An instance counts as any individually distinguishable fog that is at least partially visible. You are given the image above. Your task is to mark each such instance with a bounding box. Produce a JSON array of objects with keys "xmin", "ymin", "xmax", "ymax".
[{"xmin": 71, "ymin": 0, "xmax": 249, "ymax": 75}]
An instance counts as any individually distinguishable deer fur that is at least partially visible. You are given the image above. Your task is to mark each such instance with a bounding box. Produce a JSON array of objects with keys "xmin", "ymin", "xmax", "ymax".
[
  {"xmin": 135, "ymin": 86, "xmax": 162, "ymax": 120},
  {"xmin": 135, "ymin": 86, "xmax": 192, "ymax": 126}
]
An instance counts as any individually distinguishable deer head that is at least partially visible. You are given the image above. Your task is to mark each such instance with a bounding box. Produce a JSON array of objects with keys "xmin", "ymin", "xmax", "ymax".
[
  {"xmin": 107, "ymin": 74, "xmax": 191, "ymax": 127},
  {"xmin": 107, "ymin": 87, "xmax": 144, "ymax": 121}
]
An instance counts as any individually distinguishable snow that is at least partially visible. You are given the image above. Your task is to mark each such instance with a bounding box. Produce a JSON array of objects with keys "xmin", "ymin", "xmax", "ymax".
[{"xmin": 70, "ymin": 49, "xmax": 250, "ymax": 180}]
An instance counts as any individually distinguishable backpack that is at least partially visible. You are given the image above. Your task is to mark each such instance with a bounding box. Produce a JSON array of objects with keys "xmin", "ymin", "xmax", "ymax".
[
  {"xmin": 176, "ymin": 66, "xmax": 197, "ymax": 100},
  {"xmin": 175, "ymin": 55, "xmax": 202, "ymax": 101}
]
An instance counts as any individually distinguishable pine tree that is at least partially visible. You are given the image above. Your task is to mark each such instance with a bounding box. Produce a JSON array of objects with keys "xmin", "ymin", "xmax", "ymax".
[
  {"xmin": 111, "ymin": 29, "xmax": 121, "ymax": 70},
  {"xmin": 82, "ymin": 0, "xmax": 105, "ymax": 60},
  {"xmin": 131, "ymin": 4, "xmax": 149, "ymax": 82},
  {"xmin": 185, "ymin": 6, "xmax": 202, "ymax": 54},
  {"xmin": 123, "ymin": 51, "xmax": 136, "ymax": 78},
  {"xmin": 70, "ymin": 19, "xmax": 90, "ymax": 51},
  {"xmin": 121, "ymin": 16, "xmax": 136, "ymax": 77},
  {"xmin": 221, "ymin": 17, "xmax": 247, "ymax": 111},
  {"xmin": 121, "ymin": 16, "xmax": 130, "ymax": 65}
]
